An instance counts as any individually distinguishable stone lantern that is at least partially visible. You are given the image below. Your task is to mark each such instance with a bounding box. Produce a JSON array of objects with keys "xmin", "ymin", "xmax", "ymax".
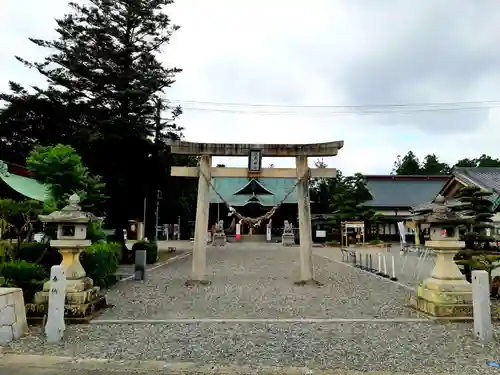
[
  {"xmin": 409, "ymin": 195, "xmax": 473, "ymax": 318},
  {"xmin": 34, "ymin": 194, "xmax": 102, "ymax": 319}
]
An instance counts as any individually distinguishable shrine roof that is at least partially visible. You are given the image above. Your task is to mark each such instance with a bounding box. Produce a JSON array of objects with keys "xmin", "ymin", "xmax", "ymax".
[
  {"xmin": 364, "ymin": 175, "xmax": 448, "ymax": 208},
  {"xmin": 209, "ymin": 178, "xmax": 297, "ymax": 205},
  {"xmin": 0, "ymin": 160, "xmax": 52, "ymax": 202}
]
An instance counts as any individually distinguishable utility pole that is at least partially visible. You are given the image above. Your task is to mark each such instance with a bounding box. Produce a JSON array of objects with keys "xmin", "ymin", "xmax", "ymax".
[{"xmin": 151, "ymin": 98, "xmax": 162, "ymax": 242}]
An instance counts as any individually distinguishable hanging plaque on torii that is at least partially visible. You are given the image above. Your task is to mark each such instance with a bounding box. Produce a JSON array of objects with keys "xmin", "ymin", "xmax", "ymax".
[{"xmin": 248, "ymin": 149, "xmax": 262, "ymax": 177}]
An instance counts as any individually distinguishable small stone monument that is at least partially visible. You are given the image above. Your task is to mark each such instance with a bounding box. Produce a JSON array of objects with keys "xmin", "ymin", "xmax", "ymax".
[
  {"xmin": 45, "ymin": 265, "xmax": 66, "ymax": 343},
  {"xmin": 134, "ymin": 250, "xmax": 147, "ymax": 281},
  {"xmin": 212, "ymin": 220, "xmax": 226, "ymax": 247},
  {"xmin": 32, "ymin": 194, "xmax": 105, "ymax": 321},
  {"xmin": 409, "ymin": 195, "xmax": 473, "ymax": 318},
  {"xmin": 282, "ymin": 220, "xmax": 295, "ymax": 246}
]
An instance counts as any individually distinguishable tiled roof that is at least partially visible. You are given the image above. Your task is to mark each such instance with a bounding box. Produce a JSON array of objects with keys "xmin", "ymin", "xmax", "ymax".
[
  {"xmin": 210, "ymin": 178, "xmax": 297, "ymax": 206},
  {"xmin": 452, "ymin": 167, "xmax": 500, "ymax": 210},
  {"xmin": 454, "ymin": 167, "xmax": 500, "ymax": 194},
  {"xmin": 364, "ymin": 176, "xmax": 448, "ymax": 208},
  {"xmin": 411, "ymin": 198, "xmax": 461, "ymax": 212}
]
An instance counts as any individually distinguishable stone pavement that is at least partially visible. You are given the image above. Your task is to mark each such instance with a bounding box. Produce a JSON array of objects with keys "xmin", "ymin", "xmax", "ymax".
[{"xmin": 4, "ymin": 243, "xmax": 500, "ymax": 374}]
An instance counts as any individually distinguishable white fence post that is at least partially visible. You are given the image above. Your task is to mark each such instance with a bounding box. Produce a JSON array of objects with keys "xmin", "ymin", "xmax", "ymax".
[{"xmin": 472, "ymin": 270, "xmax": 493, "ymax": 342}]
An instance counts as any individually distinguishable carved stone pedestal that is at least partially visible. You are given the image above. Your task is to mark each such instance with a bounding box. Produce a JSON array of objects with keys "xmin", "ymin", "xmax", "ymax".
[
  {"xmin": 282, "ymin": 234, "xmax": 295, "ymax": 246},
  {"xmin": 409, "ymin": 241, "xmax": 473, "ymax": 319},
  {"xmin": 32, "ymin": 247, "xmax": 105, "ymax": 320},
  {"xmin": 212, "ymin": 233, "xmax": 226, "ymax": 247}
]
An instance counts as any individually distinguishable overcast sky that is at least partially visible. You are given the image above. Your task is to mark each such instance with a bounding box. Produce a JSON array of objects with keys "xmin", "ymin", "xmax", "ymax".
[{"xmin": 1, "ymin": 0, "xmax": 500, "ymax": 174}]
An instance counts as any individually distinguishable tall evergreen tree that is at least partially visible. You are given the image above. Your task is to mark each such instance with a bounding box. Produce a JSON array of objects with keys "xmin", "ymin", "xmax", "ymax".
[
  {"xmin": 392, "ymin": 151, "xmax": 421, "ymax": 175},
  {"xmin": 454, "ymin": 155, "xmax": 500, "ymax": 168},
  {"xmin": 421, "ymin": 154, "xmax": 451, "ymax": 175},
  {"xmin": 0, "ymin": 0, "xmax": 187, "ymax": 229},
  {"xmin": 309, "ymin": 159, "xmax": 336, "ymax": 214},
  {"xmin": 329, "ymin": 173, "xmax": 376, "ymax": 225}
]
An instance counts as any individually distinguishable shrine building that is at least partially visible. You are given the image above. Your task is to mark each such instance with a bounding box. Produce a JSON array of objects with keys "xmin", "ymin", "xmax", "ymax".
[{"xmin": 208, "ymin": 177, "xmax": 298, "ymax": 237}]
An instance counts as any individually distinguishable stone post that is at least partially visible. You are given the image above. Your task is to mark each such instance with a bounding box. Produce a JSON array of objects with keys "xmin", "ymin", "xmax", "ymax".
[
  {"xmin": 472, "ymin": 270, "xmax": 493, "ymax": 342},
  {"xmin": 190, "ymin": 155, "xmax": 211, "ymax": 284},
  {"xmin": 295, "ymin": 155, "xmax": 314, "ymax": 282},
  {"xmin": 45, "ymin": 265, "xmax": 66, "ymax": 343}
]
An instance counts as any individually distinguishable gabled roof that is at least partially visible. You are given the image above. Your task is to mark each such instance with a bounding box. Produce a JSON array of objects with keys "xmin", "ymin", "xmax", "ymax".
[
  {"xmin": 246, "ymin": 195, "xmax": 260, "ymax": 202},
  {"xmin": 233, "ymin": 179, "xmax": 273, "ymax": 195},
  {"xmin": 439, "ymin": 167, "xmax": 500, "ymax": 210},
  {"xmin": 453, "ymin": 167, "xmax": 500, "ymax": 195},
  {"xmin": 209, "ymin": 178, "xmax": 297, "ymax": 205},
  {"xmin": 0, "ymin": 161, "xmax": 52, "ymax": 202},
  {"xmin": 363, "ymin": 175, "xmax": 448, "ymax": 208}
]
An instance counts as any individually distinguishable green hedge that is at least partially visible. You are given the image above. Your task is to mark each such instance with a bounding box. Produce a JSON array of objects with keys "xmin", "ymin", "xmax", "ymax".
[
  {"xmin": 132, "ymin": 240, "xmax": 158, "ymax": 264},
  {"xmin": 0, "ymin": 260, "xmax": 48, "ymax": 302},
  {"xmin": 80, "ymin": 242, "xmax": 121, "ymax": 289}
]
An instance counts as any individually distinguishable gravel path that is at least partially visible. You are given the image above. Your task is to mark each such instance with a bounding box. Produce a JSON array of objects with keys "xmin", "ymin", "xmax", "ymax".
[
  {"xmin": 99, "ymin": 243, "xmax": 420, "ymax": 320},
  {"xmin": 5, "ymin": 322, "xmax": 500, "ymax": 374},
  {"xmin": 6, "ymin": 243, "xmax": 500, "ymax": 374}
]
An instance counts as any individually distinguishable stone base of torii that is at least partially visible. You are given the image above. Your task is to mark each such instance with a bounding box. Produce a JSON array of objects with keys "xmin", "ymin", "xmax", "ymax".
[{"xmin": 170, "ymin": 141, "xmax": 344, "ymax": 285}]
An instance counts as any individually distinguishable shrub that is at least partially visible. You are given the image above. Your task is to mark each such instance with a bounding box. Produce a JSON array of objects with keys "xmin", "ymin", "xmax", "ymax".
[
  {"xmin": 368, "ymin": 239, "xmax": 384, "ymax": 245},
  {"xmin": 132, "ymin": 240, "xmax": 158, "ymax": 264},
  {"xmin": 17, "ymin": 242, "xmax": 62, "ymax": 272},
  {"xmin": 80, "ymin": 242, "xmax": 120, "ymax": 289},
  {"xmin": 0, "ymin": 240, "xmax": 13, "ymax": 261},
  {"xmin": 87, "ymin": 222, "xmax": 106, "ymax": 244},
  {"xmin": 0, "ymin": 260, "xmax": 48, "ymax": 302}
]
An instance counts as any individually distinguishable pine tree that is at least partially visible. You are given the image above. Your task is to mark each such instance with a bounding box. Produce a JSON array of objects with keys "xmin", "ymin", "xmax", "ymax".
[
  {"xmin": 1, "ymin": 0, "xmax": 184, "ymax": 228},
  {"xmin": 454, "ymin": 185, "xmax": 499, "ymax": 283},
  {"xmin": 329, "ymin": 173, "xmax": 376, "ymax": 225}
]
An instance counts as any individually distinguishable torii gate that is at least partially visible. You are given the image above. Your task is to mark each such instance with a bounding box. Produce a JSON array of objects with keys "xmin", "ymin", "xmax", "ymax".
[{"xmin": 170, "ymin": 141, "xmax": 344, "ymax": 285}]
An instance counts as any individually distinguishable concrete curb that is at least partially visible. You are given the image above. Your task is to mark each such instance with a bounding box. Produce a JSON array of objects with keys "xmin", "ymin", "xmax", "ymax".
[
  {"xmin": 90, "ymin": 317, "xmax": 433, "ymax": 325},
  {"xmin": 0, "ymin": 354, "xmax": 456, "ymax": 375}
]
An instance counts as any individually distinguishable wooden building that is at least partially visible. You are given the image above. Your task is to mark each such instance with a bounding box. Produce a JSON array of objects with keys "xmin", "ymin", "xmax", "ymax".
[{"xmin": 363, "ymin": 175, "xmax": 449, "ymax": 242}]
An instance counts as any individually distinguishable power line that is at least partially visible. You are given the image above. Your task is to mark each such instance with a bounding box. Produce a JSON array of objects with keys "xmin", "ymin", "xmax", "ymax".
[
  {"xmin": 170, "ymin": 99, "xmax": 500, "ymax": 110},
  {"xmin": 174, "ymin": 103, "xmax": 500, "ymax": 116}
]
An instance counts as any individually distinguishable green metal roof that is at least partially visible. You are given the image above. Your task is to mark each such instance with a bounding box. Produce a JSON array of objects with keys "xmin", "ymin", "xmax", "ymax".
[
  {"xmin": 0, "ymin": 161, "xmax": 52, "ymax": 202},
  {"xmin": 210, "ymin": 178, "xmax": 297, "ymax": 206}
]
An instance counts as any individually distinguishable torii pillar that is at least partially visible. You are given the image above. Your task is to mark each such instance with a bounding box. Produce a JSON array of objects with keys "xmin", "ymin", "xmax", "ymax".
[{"xmin": 170, "ymin": 141, "xmax": 344, "ymax": 285}]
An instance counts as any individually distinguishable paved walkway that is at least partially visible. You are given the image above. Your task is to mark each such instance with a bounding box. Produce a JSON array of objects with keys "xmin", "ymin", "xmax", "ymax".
[{"xmin": 3, "ymin": 243, "xmax": 500, "ymax": 374}]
